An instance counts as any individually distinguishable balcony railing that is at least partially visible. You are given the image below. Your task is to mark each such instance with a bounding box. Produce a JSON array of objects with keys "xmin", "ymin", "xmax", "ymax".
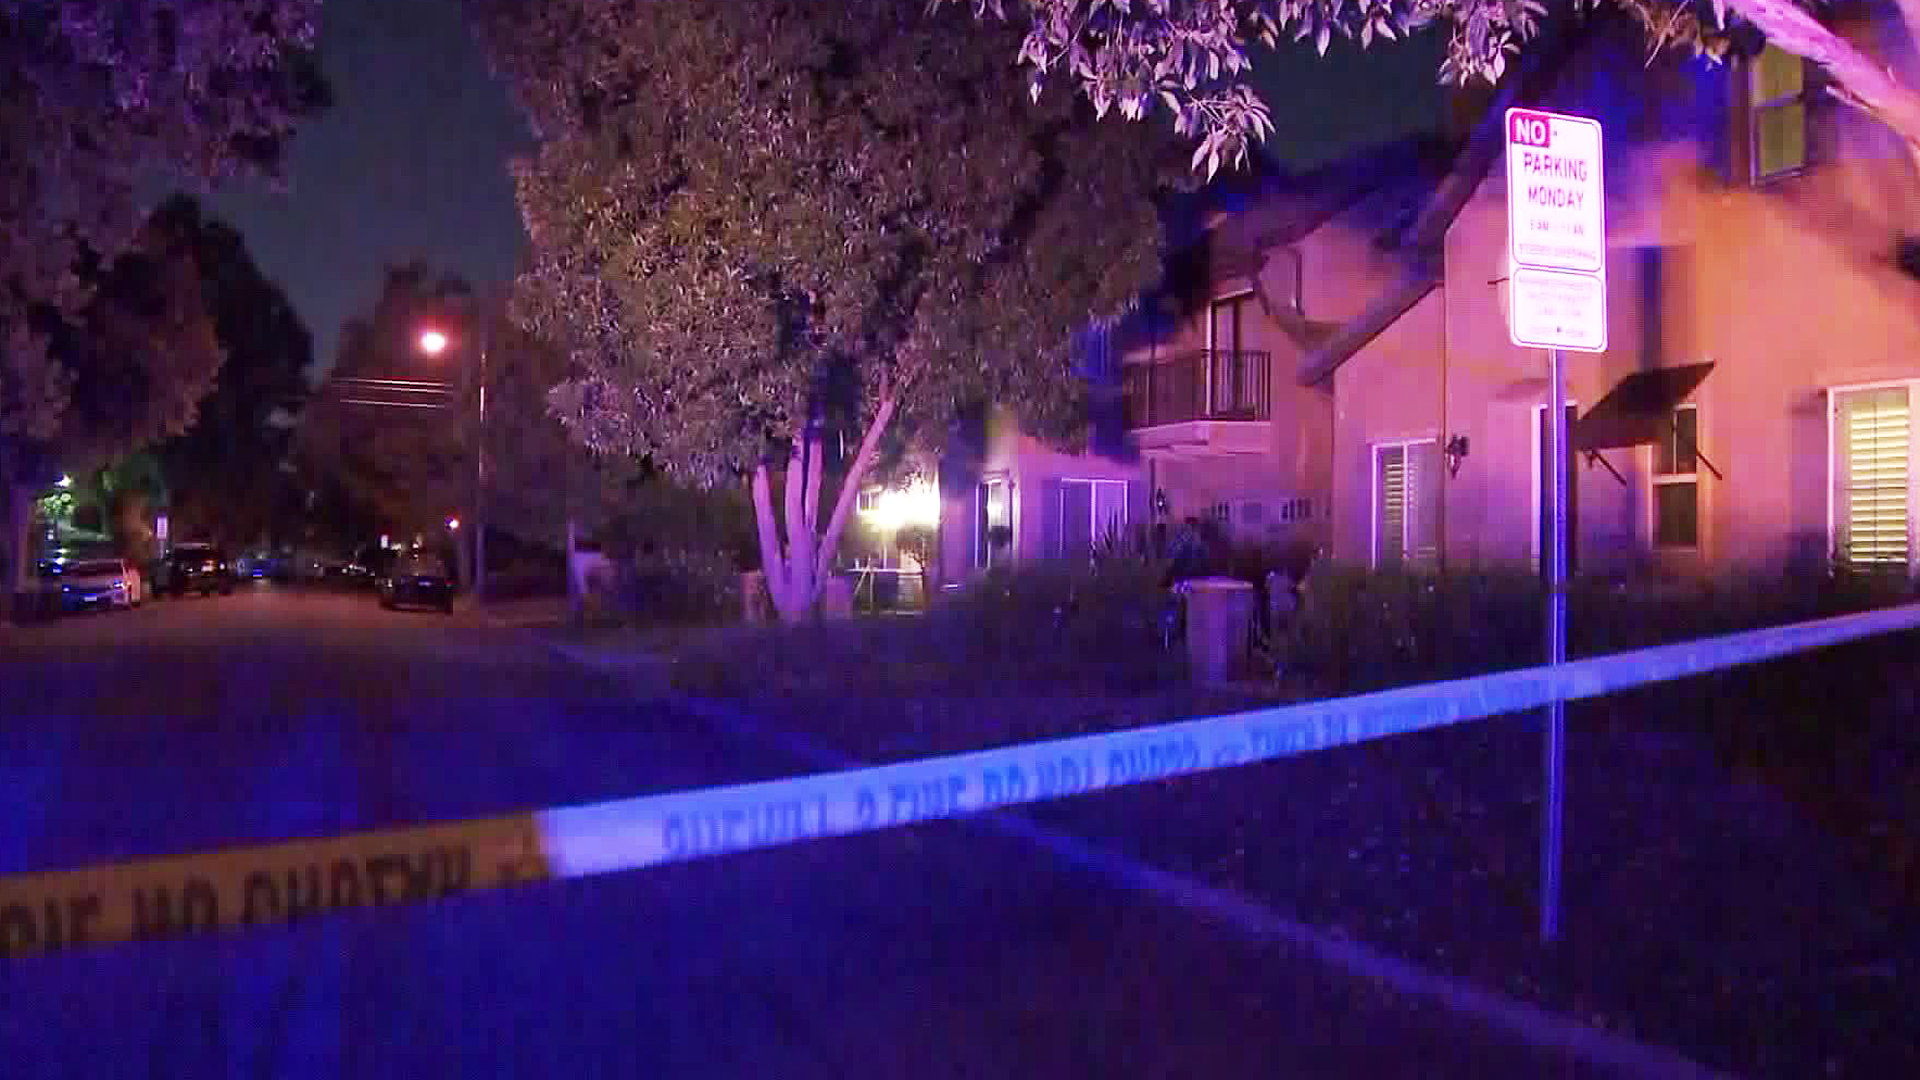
[{"xmin": 1123, "ymin": 350, "xmax": 1272, "ymax": 428}]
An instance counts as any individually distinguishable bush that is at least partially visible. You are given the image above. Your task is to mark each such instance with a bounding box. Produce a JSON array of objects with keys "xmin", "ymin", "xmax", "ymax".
[
  {"xmin": 607, "ymin": 547, "xmax": 740, "ymax": 626},
  {"xmin": 1280, "ymin": 560, "xmax": 1913, "ymax": 695}
]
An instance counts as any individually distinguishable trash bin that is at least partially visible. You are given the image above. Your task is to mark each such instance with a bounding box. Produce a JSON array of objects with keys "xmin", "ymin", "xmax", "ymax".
[
  {"xmin": 1183, "ymin": 576, "xmax": 1254, "ymax": 685},
  {"xmin": 741, "ymin": 570, "xmax": 770, "ymax": 624}
]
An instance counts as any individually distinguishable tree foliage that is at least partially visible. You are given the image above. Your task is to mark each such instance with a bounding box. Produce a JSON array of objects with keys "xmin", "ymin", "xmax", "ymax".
[
  {"xmin": 298, "ymin": 265, "xmax": 645, "ymax": 549},
  {"xmin": 1, "ymin": 196, "xmax": 229, "ymax": 589},
  {"xmin": 947, "ymin": 1, "xmax": 1920, "ymax": 178},
  {"xmin": 1, "ymin": 1, "xmax": 328, "ymax": 603},
  {"xmin": 468, "ymin": 0, "xmax": 1184, "ymax": 620},
  {"xmin": 299, "ymin": 266, "xmax": 480, "ymax": 536},
  {"xmin": 147, "ymin": 196, "xmax": 315, "ymax": 547},
  {"xmin": 1, "ymin": 0, "xmax": 327, "ymax": 444}
]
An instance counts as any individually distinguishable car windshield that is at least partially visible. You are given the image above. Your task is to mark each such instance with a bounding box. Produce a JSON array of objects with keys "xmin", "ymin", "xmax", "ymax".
[
  {"xmin": 399, "ymin": 555, "xmax": 447, "ymax": 577},
  {"xmin": 68, "ymin": 560, "xmax": 122, "ymax": 577}
]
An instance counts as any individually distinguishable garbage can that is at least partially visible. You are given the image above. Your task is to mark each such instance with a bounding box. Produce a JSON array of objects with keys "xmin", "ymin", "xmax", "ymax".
[
  {"xmin": 1183, "ymin": 576, "xmax": 1254, "ymax": 685},
  {"xmin": 741, "ymin": 570, "xmax": 770, "ymax": 624}
]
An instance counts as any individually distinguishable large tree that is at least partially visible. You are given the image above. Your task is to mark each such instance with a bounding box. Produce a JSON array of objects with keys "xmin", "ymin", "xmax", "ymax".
[
  {"xmin": 950, "ymin": 1, "xmax": 1920, "ymax": 179},
  {"xmin": 298, "ymin": 265, "xmax": 641, "ymax": 552},
  {"xmin": 299, "ymin": 265, "xmax": 479, "ymax": 539},
  {"xmin": 1, "ymin": 0, "xmax": 328, "ymax": 598},
  {"xmin": 150, "ymin": 196, "xmax": 316, "ymax": 548},
  {"xmin": 467, "ymin": 0, "xmax": 1185, "ymax": 623},
  {"xmin": 1, "ymin": 206, "xmax": 228, "ymax": 588}
]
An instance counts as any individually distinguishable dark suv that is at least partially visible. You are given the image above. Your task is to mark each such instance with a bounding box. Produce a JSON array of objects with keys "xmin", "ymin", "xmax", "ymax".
[{"xmin": 159, "ymin": 544, "xmax": 234, "ymax": 597}]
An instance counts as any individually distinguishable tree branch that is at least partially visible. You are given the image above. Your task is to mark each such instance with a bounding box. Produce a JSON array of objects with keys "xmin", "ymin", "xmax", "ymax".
[
  {"xmin": 812, "ymin": 394, "xmax": 899, "ymax": 602},
  {"xmin": 750, "ymin": 463, "xmax": 786, "ymax": 599},
  {"xmin": 782, "ymin": 430, "xmax": 805, "ymax": 551},
  {"xmin": 1727, "ymin": 0, "xmax": 1920, "ymax": 171},
  {"xmin": 802, "ymin": 427, "xmax": 824, "ymax": 535}
]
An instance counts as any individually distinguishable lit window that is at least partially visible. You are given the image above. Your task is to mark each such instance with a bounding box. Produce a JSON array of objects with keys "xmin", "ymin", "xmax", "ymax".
[{"xmin": 1751, "ymin": 45, "xmax": 1807, "ymax": 181}]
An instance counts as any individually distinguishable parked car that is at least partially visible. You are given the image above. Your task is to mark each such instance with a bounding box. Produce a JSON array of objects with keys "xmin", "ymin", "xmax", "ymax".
[
  {"xmin": 39, "ymin": 557, "xmax": 140, "ymax": 612},
  {"xmin": 379, "ymin": 553, "xmax": 456, "ymax": 613},
  {"xmin": 157, "ymin": 544, "xmax": 234, "ymax": 597}
]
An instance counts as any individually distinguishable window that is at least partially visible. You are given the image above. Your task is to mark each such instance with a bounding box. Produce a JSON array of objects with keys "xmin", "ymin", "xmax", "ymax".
[
  {"xmin": 1279, "ymin": 497, "xmax": 1311, "ymax": 523},
  {"xmin": 857, "ymin": 487, "xmax": 881, "ymax": 514},
  {"xmin": 1209, "ymin": 294, "xmax": 1250, "ymax": 355},
  {"xmin": 1832, "ymin": 385, "xmax": 1912, "ymax": 568},
  {"xmin": 1750, "ymin": 45, "xmax": 1807, "ymax": 181},
  {"xmin": 1058, "ymin": 479, "xmax": 1127, "ymax": 556},
  {"xmin": 1372, "ymin": 440, "xmax": 1440, "ymax": 568},
  {"xmin": 1653, "ymin": 405, "xmax": 1700, "ymax": 549},
  {"xmin": 975, "ymin": 477, "xmax": 1011, "ymax": 570}
]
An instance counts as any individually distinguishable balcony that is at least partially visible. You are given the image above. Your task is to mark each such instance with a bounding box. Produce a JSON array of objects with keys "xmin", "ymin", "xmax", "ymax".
[{"xmin": 1122, "ymin": 350, "xmax": 1272, "ymax": 458}]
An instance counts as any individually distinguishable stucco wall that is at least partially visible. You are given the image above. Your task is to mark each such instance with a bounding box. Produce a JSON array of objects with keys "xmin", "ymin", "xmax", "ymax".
[{"xmin": 937, "ymin": 407, "xmax": 1147, "ymax": 581}]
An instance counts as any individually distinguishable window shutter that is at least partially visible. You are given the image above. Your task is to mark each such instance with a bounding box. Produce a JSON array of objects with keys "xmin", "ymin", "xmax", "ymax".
[
  {"xmin": 1407, "ymin": 441, "xmax": 1442, "ymax": 566},
  {"xmin": 1376, "ymin": 446, "xmax": 1407, "ymax": 567},
  {"xmin": 1837, "ymin": 387, "xmax": 1910, "ymax": 566}
]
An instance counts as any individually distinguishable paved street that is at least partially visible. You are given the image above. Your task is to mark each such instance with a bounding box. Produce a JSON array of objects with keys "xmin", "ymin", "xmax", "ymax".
[{"xmin": 1, "ymin": 585, "xmax": 1623, "ymax": 1078}]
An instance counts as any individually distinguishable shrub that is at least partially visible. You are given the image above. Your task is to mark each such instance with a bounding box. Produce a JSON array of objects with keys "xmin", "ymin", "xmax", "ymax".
[
  {"xmin": 1280, "ymin": 560, "xmax": 1913, "ymax": 695},
  {"xmin": 609, "ymin": 547, "xmax": 741, "ymax": 626}
]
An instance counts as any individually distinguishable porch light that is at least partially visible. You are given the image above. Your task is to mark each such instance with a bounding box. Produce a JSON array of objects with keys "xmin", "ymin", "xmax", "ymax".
[{"xmin": 864, "ymin": 481, "xmax": 940, "ymax": 532}]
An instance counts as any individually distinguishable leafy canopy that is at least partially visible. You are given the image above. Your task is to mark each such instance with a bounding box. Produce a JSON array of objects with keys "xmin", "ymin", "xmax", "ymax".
[
  {"xmin": 149, "ymin": 196, "xmax": 316, "ymax": 546},
  {"xmin": 942, "ymin": 0, "xmax": 1827, "ymax": 175},
  {"xmin": 1, "ymin": 0, "xmax": 326, "ymax": 445},
  {"xmin": 298, "ymin": 266, "xmax": 646, "ymax": 546},
  {"xmin": 469, "ymin": 0, "xmax": 1185, "ymax": 490}
]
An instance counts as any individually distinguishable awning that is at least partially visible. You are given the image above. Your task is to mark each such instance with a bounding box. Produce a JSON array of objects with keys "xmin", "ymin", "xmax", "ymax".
[{"xmin": 1574, "ymin": 362, "xmax": 1715, "ymax": 451}]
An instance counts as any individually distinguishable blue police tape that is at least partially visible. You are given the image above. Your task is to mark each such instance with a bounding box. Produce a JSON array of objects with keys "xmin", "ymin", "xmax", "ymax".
[{"xmin": 539, "ymin": 600, "xmax": 1920, "ymax": 876}]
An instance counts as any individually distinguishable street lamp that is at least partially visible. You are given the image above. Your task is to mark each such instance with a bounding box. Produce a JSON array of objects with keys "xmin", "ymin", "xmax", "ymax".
[{"xmin": 415, "ymin": 311, "xmax": 490, "ymax": 605}]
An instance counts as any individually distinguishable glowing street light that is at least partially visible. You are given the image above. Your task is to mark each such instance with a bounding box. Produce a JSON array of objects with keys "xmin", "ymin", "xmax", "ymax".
[
  {"xmin": 55, "ymin": 475, "xmax": 72, "ymax": 489},
  {"xmin": 414, "ymin": 306, "xmax": 491, "ymax": 604}
]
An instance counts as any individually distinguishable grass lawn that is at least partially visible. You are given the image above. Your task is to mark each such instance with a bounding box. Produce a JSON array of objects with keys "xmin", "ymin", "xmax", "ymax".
[{"xmin": 548, "ymin": 601, "xmax": 1920, "ymax": 1079}]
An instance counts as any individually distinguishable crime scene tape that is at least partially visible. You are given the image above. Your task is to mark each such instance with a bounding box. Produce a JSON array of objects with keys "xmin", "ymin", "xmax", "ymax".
[{"xmin": 7, "ymin": 600, "xmax": 1920, "ymax": 959}]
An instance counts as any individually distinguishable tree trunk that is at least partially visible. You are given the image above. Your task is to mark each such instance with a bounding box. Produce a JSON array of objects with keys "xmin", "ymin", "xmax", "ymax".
[
  {"xmin": 3, "ymin": 481, "xmax": 36, "ymax": 617},
  {"xmin": 746, "ymin": 396, "xmax": 900, "ymax": 625}
]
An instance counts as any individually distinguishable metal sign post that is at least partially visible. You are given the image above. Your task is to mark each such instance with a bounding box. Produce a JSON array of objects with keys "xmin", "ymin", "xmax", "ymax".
[{"xmin": 1505, "ymin": 106, "xmax": 1606, "ymax": 944}]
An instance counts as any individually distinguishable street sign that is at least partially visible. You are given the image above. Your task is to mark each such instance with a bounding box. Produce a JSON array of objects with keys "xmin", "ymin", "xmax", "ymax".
[
  {"xmin": 1506, "ymin": 108, "xmax": 1604, "ymax": 274},
  {"xmin": 1503, "ymin": 106, "xmax": 1607, "ymax": 944},
  {"xmin": 1506, "ymin": 107, "xmax": 1607, "ymax": 354},
  {"xmin": 1508, "ymin": 266, "xmax": 1608, "ymax": 352}
]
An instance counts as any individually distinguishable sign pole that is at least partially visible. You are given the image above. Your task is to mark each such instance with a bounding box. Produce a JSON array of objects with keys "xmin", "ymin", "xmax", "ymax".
[
  {"xmin": 1542, "ymin": 346, "xmax": 1568, "ymax": 944},
  {"xmin": 1504, "ymin": 104, "xmax": 1602, "ymax": 945}
]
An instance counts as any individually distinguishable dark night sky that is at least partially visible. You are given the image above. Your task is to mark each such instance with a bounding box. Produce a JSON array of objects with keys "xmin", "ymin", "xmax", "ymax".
[
  {"xmin": 146, "ymin": 0, "xmax": 533, "ymax": 382},
  {"xmin": 143, "ymin": 3, "xmax": 1446, "ymax": 384}
]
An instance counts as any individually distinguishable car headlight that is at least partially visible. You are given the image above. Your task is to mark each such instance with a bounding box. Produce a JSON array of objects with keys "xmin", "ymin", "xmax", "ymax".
[{"xmin": 113, "ymin": 580, "xmax": 125, "ymax": 588}]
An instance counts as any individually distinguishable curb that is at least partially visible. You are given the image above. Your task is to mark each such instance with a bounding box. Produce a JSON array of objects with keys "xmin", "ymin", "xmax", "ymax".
[{"xmin": 533, "ymin": 632, "xmax": 1730, "ymax": 1080}]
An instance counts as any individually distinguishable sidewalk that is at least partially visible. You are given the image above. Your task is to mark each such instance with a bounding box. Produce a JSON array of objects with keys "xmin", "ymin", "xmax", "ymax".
[{"xmin": 462, "ymin": 594, "xmax": 571, "ymax": 629}]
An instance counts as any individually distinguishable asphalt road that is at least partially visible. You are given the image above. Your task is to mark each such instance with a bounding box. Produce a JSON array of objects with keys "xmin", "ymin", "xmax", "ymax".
[{"xmin": 0, "ymin": 584, "xmax": 1620, "ymax": 1078}]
